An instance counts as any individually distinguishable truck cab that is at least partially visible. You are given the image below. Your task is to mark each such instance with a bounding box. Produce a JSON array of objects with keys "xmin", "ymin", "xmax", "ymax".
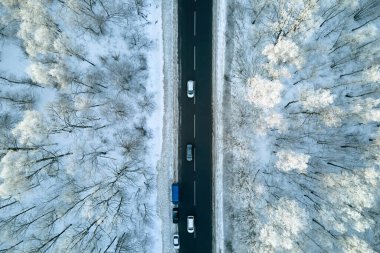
[{"xmin": 171, "ymin": 183, "xmax": 179, "ymax": 204}]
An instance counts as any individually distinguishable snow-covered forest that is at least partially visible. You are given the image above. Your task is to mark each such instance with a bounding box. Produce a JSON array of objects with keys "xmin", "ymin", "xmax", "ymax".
[
  {"xmin": 223, "ymin": 0, "xmax": 380, "ymax": 252},
  {"xmin": 0, "ymin": 0, "xmax": 162, "ymax": 252}
]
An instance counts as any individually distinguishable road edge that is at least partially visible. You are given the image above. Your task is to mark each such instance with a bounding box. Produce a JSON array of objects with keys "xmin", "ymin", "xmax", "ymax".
[
  {"xmin": 158, "ymin": 0, "xmax": 179, "ymax": 252},
  {"xmin": 212, "ymin": 0, "xmax": 227, "ymax": 252}
]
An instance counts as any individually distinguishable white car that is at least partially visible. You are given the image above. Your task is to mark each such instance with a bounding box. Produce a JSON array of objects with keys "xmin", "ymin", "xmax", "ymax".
[
  {"xmin": 173, "ymin": 234, "xmax": 180, "ymax": 249},
  {"xmin": 187, "ymin": 80, "xmax": 195, "ymax": 98},
  {"xmin": 187, "ymin": 216, "xmax": 194, "ymax": 233}
]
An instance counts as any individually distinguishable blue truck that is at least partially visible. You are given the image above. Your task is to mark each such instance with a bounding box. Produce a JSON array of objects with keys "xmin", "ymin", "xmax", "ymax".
[{"xmin": 172, "ymin": 183, "xmax": 179, "ymax": 204}]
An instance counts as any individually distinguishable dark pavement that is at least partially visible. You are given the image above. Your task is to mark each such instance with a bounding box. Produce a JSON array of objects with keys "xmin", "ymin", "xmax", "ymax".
[{"xmin": 177, "ymin": 0, "xmax": 213, "ymax": 252}]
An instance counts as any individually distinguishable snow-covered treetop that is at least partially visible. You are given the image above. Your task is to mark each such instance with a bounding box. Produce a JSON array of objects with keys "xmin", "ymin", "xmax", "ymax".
[
  {"xmin": 300, "ymin": 88, "xmax": 334, "ymax": 111},
  {"xmin": 259, "ymin": 198, "xmax": 309, "ymax": 251},
  {"xmin": 0, "ymin": 152, "xmax": 29, "ymax": 198},
  {"xmin": 262, "ymin": 39, "xmax": 304, "ymax": 79},
  {"xmin": 262, "ymin": 39, "xmax": 303, "ymax": 69},
  {"xmin": 246, "ymin": 75, "xmax": 283, "ymax": 109},
  {"xmin": 265, "ymin": 112, "xmax": 286, "ymax": 131},
  {"xmin": 350, "ymin": 98, "xmax": 380, "ymax": 123},
  {"xmin": 11, "ymin": 110, "xmax": 47, "ymax": 146},
  {"xmin": 320, "ymin": 106, "xmax": 344, "ymax": 127},
  {"xmin": 275, "ymin": 149, "xmax": 310, "ymax": 173}
]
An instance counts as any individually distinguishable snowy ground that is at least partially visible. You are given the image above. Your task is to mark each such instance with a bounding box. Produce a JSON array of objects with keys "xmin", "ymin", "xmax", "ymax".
[
  {"xmin": 212, "ymin": 0, "xmax": 227, "ymax": 252},
  {"xmin": 156, "ymin": 0, "xmax": 179, "ymax": 252}
]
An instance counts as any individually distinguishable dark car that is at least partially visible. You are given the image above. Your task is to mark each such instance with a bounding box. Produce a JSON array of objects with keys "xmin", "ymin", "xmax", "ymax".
[
  {"xmin": 186, "ymin": 144, "xmax": 193, "ymax": 161},
  {"xmin": 172, "ymin": 207, "xmax": 179, "ymax": 223}
]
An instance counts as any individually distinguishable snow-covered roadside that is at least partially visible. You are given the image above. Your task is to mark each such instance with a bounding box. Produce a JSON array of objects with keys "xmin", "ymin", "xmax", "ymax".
[
  {"xmin": 212, "ymin": 0, "xmax": 227, "ymax": 252},
  {"xmin": 145, "ymin": 2, "xmax": 164, "ymax": 252},
  {"xmin": 156, "ymin": 0, "xmax": 178, "ymax": 252}
]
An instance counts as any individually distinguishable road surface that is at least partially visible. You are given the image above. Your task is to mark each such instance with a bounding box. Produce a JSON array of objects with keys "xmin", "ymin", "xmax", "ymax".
[{"xmin": 177, "ymin": 0, "xmax": 213, "ymax": 252}]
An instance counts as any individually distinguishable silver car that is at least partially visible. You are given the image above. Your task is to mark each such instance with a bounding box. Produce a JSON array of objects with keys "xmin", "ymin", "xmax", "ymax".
[{"xmin": 186, "ymin": 144, "xmax": 193, "ymax": 161}]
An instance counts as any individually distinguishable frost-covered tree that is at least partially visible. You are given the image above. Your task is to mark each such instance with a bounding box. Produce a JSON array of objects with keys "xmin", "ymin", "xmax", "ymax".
[
  {"xmin": 17, "ymin": 0, "xmax": 59, "ymax": 58},
  {"xmin": 11, "ymin": 110, "xmax": 47, "ymax": 145},
  {"xmin": 262, "ymin": 38, "xmax": 304, "ymax": 78},
  {"xmin": 224, "ymin": 0, "xmax": 380, "ymax": 252},
  {"xmin": 61, "ymin": 0, "xmax": 133, "ymax": 35},
  {"xmin": 275, "ymin": 150, "xmax": 310, "ymax": 173},
  {"xmin": 300, "ymin": 88, "xmax": 334, "ymax": 111},
  {"xmin": 257, "ymin": 198, "xmax": 309, "ymax": 252},
  {"xmin": 246, "ymin": 75, "xmax": 283, "ymax": 109},
  {"xmin": 0, "ymin": 0, "xmax": 159, "ymax": 252},
  {"xmin": 0, "ymin": 90, "xmax": 36, "ymax": 110}
]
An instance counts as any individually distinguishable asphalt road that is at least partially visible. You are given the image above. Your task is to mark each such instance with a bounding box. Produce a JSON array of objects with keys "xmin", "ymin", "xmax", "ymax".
[{"xmin": 177, "ymin": 0, "xmax": 213, "ymax": 252}]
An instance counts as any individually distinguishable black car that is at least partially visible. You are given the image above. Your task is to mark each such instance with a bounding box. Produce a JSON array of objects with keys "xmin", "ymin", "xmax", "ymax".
[{"xmin": 172, "ymin": 207, "xmax": 179, "ymax": 223}]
